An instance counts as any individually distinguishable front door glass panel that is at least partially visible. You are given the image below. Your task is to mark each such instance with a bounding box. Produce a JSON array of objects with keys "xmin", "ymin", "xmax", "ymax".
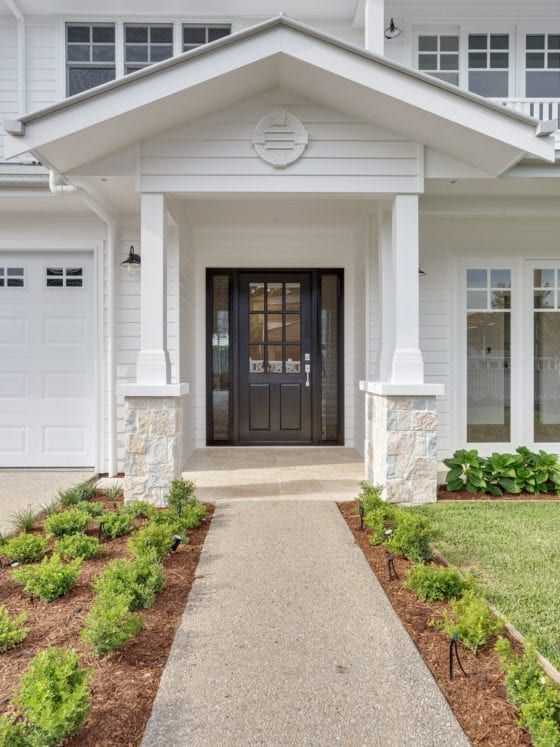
[
  {"xmin": 248, "ymin": 281, "xmax": 302, "ymax": 374},
  {"xmin": 533, "ymin": 268, "xmax": 560, "ymax": 441}
]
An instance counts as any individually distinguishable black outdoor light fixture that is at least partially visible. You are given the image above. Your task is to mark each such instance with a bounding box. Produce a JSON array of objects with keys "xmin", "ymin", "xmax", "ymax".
[
  {"xmin": 449, "ymin": 631, "xmax": 468, "ymax": 680},
  {"xmin": 384, "ymin": 18, "xmax": 402, "ymax": 40},
  {"xmin": 120, "ymin": 245, "xmax": 141, "ymax": 273},
  {"xmin": 170, "ymin": 534, "xmax": 182, "ymax": 553},
  {"xmin": 358, "ymin": 503, "xmax": 365, "ymax": 531}
]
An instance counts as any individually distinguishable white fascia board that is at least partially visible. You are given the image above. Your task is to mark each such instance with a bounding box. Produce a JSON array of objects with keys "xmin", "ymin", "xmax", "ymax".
[{"xmin": 4, "ymin": 17, "xmax": 554, "ymax": 173}]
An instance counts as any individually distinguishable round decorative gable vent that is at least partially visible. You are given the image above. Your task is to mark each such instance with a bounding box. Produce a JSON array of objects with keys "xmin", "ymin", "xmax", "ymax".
[{"xmin": 252, "ymin": 109, "xmax": 308, "ymax": 168}]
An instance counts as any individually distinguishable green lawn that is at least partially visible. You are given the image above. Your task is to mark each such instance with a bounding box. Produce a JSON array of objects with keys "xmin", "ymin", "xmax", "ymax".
[{"xmin": 416, "ymin": 501, "xmax": 560, "ymax": 669}]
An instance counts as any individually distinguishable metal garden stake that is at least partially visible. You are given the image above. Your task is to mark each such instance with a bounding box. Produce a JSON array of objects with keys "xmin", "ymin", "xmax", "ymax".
[{"xmin": 449, "ymin": 632, "xmax": 468, "ymax": 680}]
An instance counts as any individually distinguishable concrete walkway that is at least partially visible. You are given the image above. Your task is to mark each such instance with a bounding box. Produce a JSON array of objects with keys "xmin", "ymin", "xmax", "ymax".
[
  {"xmin": 143, "ymin": 501, "xmax": 468, "ymax": 747},
  {"xmin": 0, "ymin": 469, "xmax": 95, "ymax": 535}
]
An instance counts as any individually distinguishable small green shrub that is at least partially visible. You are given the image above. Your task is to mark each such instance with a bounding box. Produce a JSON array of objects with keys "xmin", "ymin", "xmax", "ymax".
[
  {"xmin": 11, "ymin": 507, "xmax": 36, "ymax": 534},
  {"xmin": 432, "ymin": 590, "xmax": 503, "ymax": 653},
  {"xmin": 365, "ymin": 503, "xmax": 399, "ymax": 546},
  {"xmin": 150, "ymin": 504, "xmax": 205, "ymax": 535},
  {"xmin": 93, "ymin": 552, "xmax": 163, "ymax": 611},
  {"xmin": 128, "ymin": 522, "xmax": 175, "ymax": 559},
  {"xmin": 385, "ymin": 510, "xmax": 436, "ymax": 563},
  {"xmin": 357, "ymin": 481, "xmax": 384, "ymax": 513},
  {"xmin": 0, "ymin": 605, "xmax": 29, "ymax": 653},
  {"xmin": 44, "ymin": 509, "xmax": 89, "ymax": 538},
  {"xmin": 99, "ymin": 511, "xmax": 134, "ymax": 539},
  {"xmin": 13, "ymin": 647, "xmax": 90, "ymax": 745},
  {"xmin": 0, "ymin": 715, "xmax": 31, "ymax": 746},
  {"xmin": 2, "ymin": 534, "xmax": 46, "ymax": 564},
  {"xmin": 12, "ymin": 555, "xmax": 82, "ymax": 602},
  {"xmin": 123, "ymin": 500, "xmax": 156, "ymax": 520},
  {"xmin": 54, "ymin": 533, "xmax": 100, "ymax": 561},
  {"xmin": 405, "ymin": 564, "xmax": 472, "ymax": 603},
  {"xmin": 166, "ymin": 478, "xmax": 196, "ymax": 515},
  {"xmin": 496, "ymin": 637, "xmax": 560, "ymax": 746},
  {"xmin": 81, "ymin": 592, "xmax": 144, "ymax": 655},
  {"xmin": 76, "ymin": 500, "xmax": 105, "ymax": 517}
]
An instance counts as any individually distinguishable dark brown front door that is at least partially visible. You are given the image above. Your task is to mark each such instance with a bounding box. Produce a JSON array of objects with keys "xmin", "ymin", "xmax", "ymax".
[{"xmin": 238, "ymin": 272, "xmax": 312, "ymax": 443}]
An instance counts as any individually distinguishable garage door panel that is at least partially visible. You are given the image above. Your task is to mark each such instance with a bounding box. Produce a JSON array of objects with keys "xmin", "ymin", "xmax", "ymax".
[{"xmin": 0, "ymin": 252, "xmax": 95, "ymax": 467}]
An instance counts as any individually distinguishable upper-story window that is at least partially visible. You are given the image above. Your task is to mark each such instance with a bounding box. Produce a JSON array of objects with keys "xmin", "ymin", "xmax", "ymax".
[
  {"xmin": 124, "ymin": 24, "xmax": 174, "ymax": 74},
  {"xmin": 66, "ymin": 24, "xmax": 116, "ymax": 96},
  {"xmin": 417, "ymin": 34, "xmax": 459, "ymax": 86},
  {"xmin": 183, "ymin": 24, "xmax": 231, "ymax": 52},
  {"xmin": 468, "ymin": 34, "xmax": 510, "ymax": 97},
  {"xmin": 525, "ymin": 34, "xmax": 560, "ymax": 97}
]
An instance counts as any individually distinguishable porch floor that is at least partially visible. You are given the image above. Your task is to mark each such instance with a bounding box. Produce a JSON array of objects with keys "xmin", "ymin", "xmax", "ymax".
[{"xmin": 182, "ymin": 447, "xmax": 364, "ymax": 501}]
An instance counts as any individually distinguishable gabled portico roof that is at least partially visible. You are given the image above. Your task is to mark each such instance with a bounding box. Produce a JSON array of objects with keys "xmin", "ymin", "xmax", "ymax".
[{"xmin": 4, "ymin": 15, "xmax": 555, "ymax": 175}]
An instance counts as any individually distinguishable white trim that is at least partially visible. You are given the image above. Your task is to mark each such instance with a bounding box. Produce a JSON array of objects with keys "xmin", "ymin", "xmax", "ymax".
[
  {"xmin": 117, "ymin": 383, "xmax": 189, "ymax": 397},
  {"xmin": 359, "ymin": 381, "xmax": 444, "ymax": 396}
]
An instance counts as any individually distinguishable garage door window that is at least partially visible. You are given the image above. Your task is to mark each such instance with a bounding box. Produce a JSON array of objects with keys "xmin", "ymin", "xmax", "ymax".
[
  {"xmin": 46, "ymin": 267, "xmax": 84, "ymax": 288},
  {"xmin": 0, "ymin": 267, "xmax": 24, "ymax": 288}
]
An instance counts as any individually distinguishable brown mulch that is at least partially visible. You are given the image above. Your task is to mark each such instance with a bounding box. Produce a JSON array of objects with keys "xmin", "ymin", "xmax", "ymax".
[
  {"xmin": 0, "ymin": 496, "xmax": 214, "ymax": 746},
  {"xmin": 338, "ymin": 501, "xmax": 530, "ymax": 747},
  {"xmin": 438, "ymin": 487, "xmax": 560, "ymax": 501}
]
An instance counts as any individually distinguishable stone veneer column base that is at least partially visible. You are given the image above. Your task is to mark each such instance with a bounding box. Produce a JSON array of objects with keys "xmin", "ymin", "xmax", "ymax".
[
  {"xmin": 123, "ymin": 396, "xmax": 183, "ymax": 506},
  {"xmin": 364, "ymin": 391, "xmax": 439, "ymax": 505}
]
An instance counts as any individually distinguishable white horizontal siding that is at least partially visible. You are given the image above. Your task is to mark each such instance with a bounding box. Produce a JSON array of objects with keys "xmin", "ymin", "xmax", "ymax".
[{"xmin": 0, "ymin": 19, "xmax": 18, "ymax": 161}]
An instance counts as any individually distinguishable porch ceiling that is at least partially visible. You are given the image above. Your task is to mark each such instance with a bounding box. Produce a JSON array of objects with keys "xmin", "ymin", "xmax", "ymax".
[{"xmin": 4, "ymin": 16, "xmax": 554, "ymax": 176}]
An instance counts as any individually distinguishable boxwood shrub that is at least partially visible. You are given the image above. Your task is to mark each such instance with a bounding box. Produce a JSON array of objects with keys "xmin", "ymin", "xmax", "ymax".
[
  {"xmin": 44, "ymin": 509, "xmax": 89, "ymax": 538},
  {"xmin": 432, "ymin": 590, "xmax": 504, "ymax": 653},
  {"xmin": 405, "ymin": 563, "xmax": 473, "ymax": 603},
  {"xmin": 93, "ymin": 551, "xmax": 164, "ymax": 611},
  {"xmin": 12, "ymin": 555, "xmax": 82, "ymax": 602},
  {"xmin": 54, "ymin": 533, "xmax": 100, "ymax": 561},
  {"xmin": 81, "ymin": 592, "xmax": 144, "ymax": 656},
  {"xmin": 99, "ymin": 511, "xmax": 134, "ymax": 539},
  {"xmin": 0, "ymin": 604, "xmax": 29, "ymax": 653},
  {"xmin": 2, "ymin": 533, "xmax": 47, "ymax": 564}
]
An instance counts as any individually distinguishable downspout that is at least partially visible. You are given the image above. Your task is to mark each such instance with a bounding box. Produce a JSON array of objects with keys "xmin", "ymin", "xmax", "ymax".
[
  {"xmin": 6, "ymin": 0, "xmax": 26, "ymax": 116},
  {"xmin": 48, "ymin": 170, "xmax": 118, "ymax": 476}
]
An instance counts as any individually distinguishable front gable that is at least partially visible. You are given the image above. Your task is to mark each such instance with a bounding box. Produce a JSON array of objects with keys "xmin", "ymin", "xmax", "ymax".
[{"xmin": 139, "ymin": 89, "xmax": 424, "ymax": 195}]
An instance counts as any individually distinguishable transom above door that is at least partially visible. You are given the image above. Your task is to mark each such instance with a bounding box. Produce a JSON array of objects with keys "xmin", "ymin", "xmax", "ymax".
[{"xmin": 206, "ymin": 269, "xmax": 343, "ymax": 446}]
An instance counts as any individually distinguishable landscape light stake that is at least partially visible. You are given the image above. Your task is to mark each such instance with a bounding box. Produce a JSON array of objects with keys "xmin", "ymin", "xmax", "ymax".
[
  {"xmin": 169, "ymin": 535, "xmax": 181, "ymax": 554},
  {"xmin": 449, "ymin": 632, "xmax": 468, "ymax": 680},
  {"xmin": 358, "ymin": 503, "xmax": 365, "ymax": 531},
  {"xmin": 386, "ymin": 552, "xmax": 398, "ymax": 581},
  {"xmin": 98, "ymin": 522, "xmax": 104, "ymax": 540}
]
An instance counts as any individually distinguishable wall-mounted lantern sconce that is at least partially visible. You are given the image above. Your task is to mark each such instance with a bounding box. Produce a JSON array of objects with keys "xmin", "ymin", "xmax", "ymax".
[
  {"xmin": 419, "ymin": 269, "xmax": 426, "ymax": 276},
  {"xmin": 384, "ymin": 18, "xmax": 402, "ymax": 40},
  {"xmin": 120, "ymin": 245, "xmax": 141, "ymax": 273}
]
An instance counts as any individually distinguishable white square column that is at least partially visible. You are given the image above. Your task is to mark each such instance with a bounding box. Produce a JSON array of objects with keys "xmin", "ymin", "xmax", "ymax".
[
  {"xmin": 361, "ymin": 194, "xmax": 443, "ymax": 504},
  {"xmin": 364, "ymin": 0, "xmax": 385, "ymax": 56}
]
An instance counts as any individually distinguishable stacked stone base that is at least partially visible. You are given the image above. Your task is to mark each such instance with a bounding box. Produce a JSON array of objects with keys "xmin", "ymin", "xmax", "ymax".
[
  {"xmin": 365, "ymin": 393, "xmax": 438, "ymax": 504},
  {"xmin": 123, "ymin": 396, "xmax": 183, "ymax": 505}
]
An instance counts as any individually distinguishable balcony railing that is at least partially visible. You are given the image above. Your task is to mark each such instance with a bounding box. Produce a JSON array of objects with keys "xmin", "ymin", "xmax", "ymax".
[{"xmin": 490, "ymin": 97, "xmax": 560, "ymax": 127}]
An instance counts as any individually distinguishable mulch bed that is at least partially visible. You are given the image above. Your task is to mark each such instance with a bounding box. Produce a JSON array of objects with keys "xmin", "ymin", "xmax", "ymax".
[
  {"xmin": 338, "ymin": 501, "xmax": 530, "ymax": 747},
  {"xmin": 0, "ymin": 496, "xmax": 214, "ymax": 746},
  {"xmin": 438, "ymin": 487, "xmax": 560, "ymax": 501}
]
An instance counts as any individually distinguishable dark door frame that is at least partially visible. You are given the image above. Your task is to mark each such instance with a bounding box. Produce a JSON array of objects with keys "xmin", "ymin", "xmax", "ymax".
[{"xmin": 206, "ymin": 268, "xmax": 344, "ymax": 446}]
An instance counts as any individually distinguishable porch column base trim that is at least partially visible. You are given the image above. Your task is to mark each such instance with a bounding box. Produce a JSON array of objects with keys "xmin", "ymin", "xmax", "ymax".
[
  {"xmin": 360, "ymin": 380, "xmax": 444, "ymax": 396},
  {"xmin": 122, "ymin": 393, "xmax": 186, "ymax": 505},
  {"xmin": 117, "ymin": 383, "xmax": 189, "ymax": 397},
  {"xmin": 136, "ymin": 349, "xmax": 171, "ymax": 387},
  {"xmin": 364, "ymin": 388, "xmax": 440, "ymax": 505}
]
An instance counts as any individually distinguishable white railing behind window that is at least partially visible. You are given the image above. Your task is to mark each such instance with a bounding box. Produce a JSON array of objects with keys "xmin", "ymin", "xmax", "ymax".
[{"xmin": 490, "ymin": 97, "xmax": 560, "ymax": 125}]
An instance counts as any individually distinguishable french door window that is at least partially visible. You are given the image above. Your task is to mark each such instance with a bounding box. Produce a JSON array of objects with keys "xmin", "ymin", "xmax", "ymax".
[
  {"xmin": 533, "ymin": 269, "xmax": 560, "ymax": 442},
  {"xmin": 417, "ymin": 34, "xmax": 459, "ymax": 85},
  {"xmin": 466, "ymin": 268, "xmax": 511, "ymax": 443},
  {"xmin": 525, "ymin": 34, "xmax": 560, "ymax": 97},
  {"xmin": 468, "ymin": 34, "xmax": 510, "ymax": 97}
]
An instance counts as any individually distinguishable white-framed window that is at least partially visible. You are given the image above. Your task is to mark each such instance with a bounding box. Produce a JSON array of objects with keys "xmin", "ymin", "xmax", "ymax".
[
  {"xmin": 182, "ymin": 23, "xmax": 231, "ymax": 52},
  {"xmin": 124, "ymin": 24, "xmax": 174, "ymax": 74},
  {"xmin": 465, "ymin": 267, "xmax": 512, "ymax": 444},
  {"xmin": 530, "ymin": 265, "xmax": 560, "ymax": 443},
  {"xmin": 417, "ymin": 32, "xmax": 460, "ymax": 85},
  {"xmin": 66, "ymin": 23, "xmax": 116, "ymax": 97},
  {"xmin": 0, "ymin": 267, "xmax": 24, "ymax": 288},
  {"xmin": 468, "ymin": 33, "xmax": 510, "ymax": 97},
  {"xmin": 525, "ymin": 33, "xmax": 560, "ymax": 97},
  {"xmin": 46, "ymin": 267, "xmax": 84, "ymax": 288}
]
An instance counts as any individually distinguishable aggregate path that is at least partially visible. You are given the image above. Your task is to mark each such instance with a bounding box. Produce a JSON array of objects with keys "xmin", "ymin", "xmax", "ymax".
[{"xmin": 142, "ymin": 500, "xmax": 468, "ymax": 747}]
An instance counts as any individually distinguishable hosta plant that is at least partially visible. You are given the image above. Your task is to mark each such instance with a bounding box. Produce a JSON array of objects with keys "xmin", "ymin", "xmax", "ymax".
[{"xmin": 0, "ymin": 605, "xmax": 29, "ymax": 653}]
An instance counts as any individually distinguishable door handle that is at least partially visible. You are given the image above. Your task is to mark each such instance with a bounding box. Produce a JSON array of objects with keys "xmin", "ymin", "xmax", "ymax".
[{"xmin": 305, "ymin": 364, "xmax": 311, "ymax": 387}]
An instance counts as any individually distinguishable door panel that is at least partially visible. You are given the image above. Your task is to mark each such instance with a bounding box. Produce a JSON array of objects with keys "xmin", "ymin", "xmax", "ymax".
[{"xmin": 239, "ymin": 272, "xmax": 312, "ymax": 443}]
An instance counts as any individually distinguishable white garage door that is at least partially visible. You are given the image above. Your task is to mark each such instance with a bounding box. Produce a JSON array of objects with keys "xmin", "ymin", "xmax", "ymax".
[{"xmin": 0, "ymin": 252, "xmax": 95, "ymax": 467}]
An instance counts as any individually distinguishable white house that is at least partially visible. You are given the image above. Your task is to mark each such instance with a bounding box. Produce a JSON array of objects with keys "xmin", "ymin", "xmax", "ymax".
[{"xmin": 1, "ymin": 0, "xmax": 559, "ymax": 504}]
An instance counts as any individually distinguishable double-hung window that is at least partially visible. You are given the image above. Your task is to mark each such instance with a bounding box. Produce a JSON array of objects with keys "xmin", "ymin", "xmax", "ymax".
[
  {"xmin": 124, "ymin": 24, "xmax": 174, "ymax": 74},
  {"xmin": 417, "ymin": 33, "xmax": 460, "ymax": 85},
  {"xmin": 525, "ymin": 34, "xmax": 560, "ymax": 97},
  {"xmin": 66, "ymin": 24, "xmax": 116, "ymax": 96},
  {"xmin": 182, "ymin": 24, "xmax": 231, "ymax": 52},
  {"xmin": 468, "ymin": 34, "xmax": 510, "ymax": 97}
]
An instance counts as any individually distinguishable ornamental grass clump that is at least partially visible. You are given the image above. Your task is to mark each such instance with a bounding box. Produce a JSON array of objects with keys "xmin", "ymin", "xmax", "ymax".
[
  {"xmin": 12, "ymin": 555, "xmax": 82, "ymax": 602},
  {"xmin": 0, "ymin": 605, "xmax": 29, "ymax": 653},
  {"xmin": 11, "ymin": 507, "xmax": 36, "ymax": 533},
  {"xmin": 93, "ymin": 551, "xmax": 163, "ymax": 611},
  {"xmin": 2, "ymin": 533, "xmax": 46, "ymax": 564},
  {"xmin": 431, "ymin": 590, "xmax": 504, "ymax": 654},
  {"xmin": 44, "ymin": 508, "xmax": 89, "ymax": 538},
  {"xmin": 81, "ymin": 591, "xmax": 144, "ymax": 656},
  {"xmin": 405, "ymin": 563, "xmax": 473, "ymax": 603},
  {"xmin": 12, "ymin": 646, "xmax": 91, "ymax": 746},
  {"xmin": 496, "ymin": 637, "xmax": 560, "ymax": 747},
  {"xmin": 99, "ymin": 511, "xmax": 134, "ymax": 539},
  {"xmin": 54, "ymin": 533, "xmax": 100, "ymax": 561},
  {"xmin": 57, "ymin": 481, "xmax": 97, "ymax": 508},
  {"xmin": 128, "ymin": 522, "xmax": 175, "ymax": 559}
]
